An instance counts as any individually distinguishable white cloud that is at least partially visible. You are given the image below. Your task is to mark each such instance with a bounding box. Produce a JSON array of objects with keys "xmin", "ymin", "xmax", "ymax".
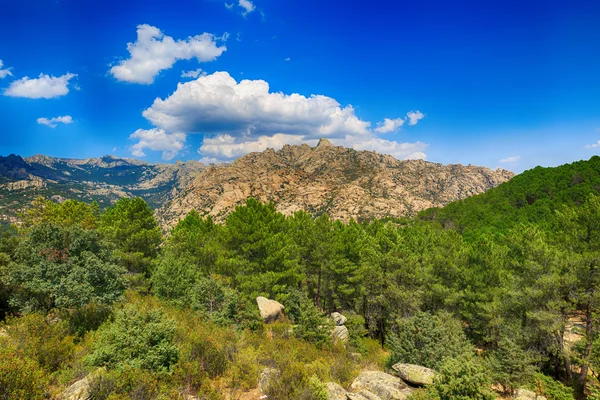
[
  {"xmin": 4, "ymin": 73, "xmax": 77, "ymax": 99},
  {"xmin": 181, "ymin": 68, "xmax": 204, "ymax": 78},
  {"xmin": 0, "ymin": 60, "xmax": 13, "ymax": 79},
  {"xmin": 198, "ymin": 156, "xmax": 228, "ymax": 165},
  {"xmin": 374, "ymin": 118, "xmax": 405, "ymax": 133},
  {"xmin": 129, "ymin": 128, "xmax": 186, "ymax": 160},
  {"xmin": 110, "ymin": 24, "xmax": 226, "ymax": 84},
  {"xmin": 285, "ymin": 57, "xmax": 291, "ymax": 61},
  {"xmin": 226, "ymin": 0, "xmax": 255, "ymax": 16},
  {"xmin": 112, "ymin": 147, "xmax": 117, "ymax": 152},
  {"xmin": 37, "ymin": 115, "xmax": 73, "ymax": 128},
  {"xmin": 406, "ymin": 110, "xmax": 425, "ymax": 125},
  {"xmin": 586, "ymin": 140, "xmax": 600, "ymax": 149},
  {"xmin": 133, "ymin": 71, "xmax": 426, "ymax": 161},
  {"xmin": 500, "ymin": 155, "xmax": 521, "ymax": 163}
]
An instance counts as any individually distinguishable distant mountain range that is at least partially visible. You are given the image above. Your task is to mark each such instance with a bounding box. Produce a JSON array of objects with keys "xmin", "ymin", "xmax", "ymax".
[
  {"xmin": 0, "ymin": 140, "xmax": 515, "ymax": 228},
  {"xmin": 0, "ymin": 154, "xmax": 204, "ymax": 226}
]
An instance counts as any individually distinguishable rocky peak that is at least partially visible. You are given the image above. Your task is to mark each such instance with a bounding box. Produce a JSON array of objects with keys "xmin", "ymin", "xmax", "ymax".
[{"xmin": 156, "ymin": 141, "xmax": 514, "ymax": 229}]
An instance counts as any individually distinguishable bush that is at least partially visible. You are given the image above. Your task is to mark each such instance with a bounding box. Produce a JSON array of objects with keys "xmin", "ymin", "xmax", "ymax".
[
  {"xmin": 0, "ymin": 347, "xmax": 49, "ymax": 400},
  {"xmin": 486, "ymin": 336, "xmax": 537, "ymax": 394},
  {"xmin": 533, "ymin": 373, "xmax": 575, "ymax": 400},
  {"xmin": 4, "ymin": 313, "xmax": 76, "ymax": 372},
  {"xmin": 88, "ymin": 305, "xmax": 179, "ymax": 372},
  {"xmin": 387, "ymin": 311, "xmax": 474, "ymax": 370},
  {"xmin": 427, "ymin": 354, "xmax": 495, "ymax": 400}
]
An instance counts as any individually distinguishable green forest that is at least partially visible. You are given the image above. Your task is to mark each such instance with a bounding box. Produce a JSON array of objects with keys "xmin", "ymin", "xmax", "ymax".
[{"xmin": 2, "ymin": 157, "xmax": 600, "ymax": 400}]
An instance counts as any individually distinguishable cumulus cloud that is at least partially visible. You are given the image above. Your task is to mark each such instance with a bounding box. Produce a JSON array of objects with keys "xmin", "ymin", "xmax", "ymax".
[
  {"xmin": 129, "ymin": 128, "xmax": 186, "ymax": 160},
  {"xmin": 132, "ymin": 71, "xmax": 426, "ymax": 161},
  {"xmin": 4, "ymin": 73, "xmax": 77, "ymax": 99},
  {"xmin": 181, "ymin": 68, "xmax": 204, "ymax": 79},
  {"xmin": 374, "ymin": 118, "xmax": 405, "ymax": 133},
  {"xmin": 0, "ymin": 60, "xmax": 12, "ymax": 79},
  {"xmin": 37, "ymin": 115, "xmax": 73, "ymax": 128},
  {"xmin": 110, "ymin": 24, "xmax": 226, "ymax": 84},
  {"xmin": 586, "ymin": 140, "xmax": 600, "ymax": 149},
  {"xmin": 406, "ymin": 110, "xmax": 425, "ymax": 125},
  {"xmin": 500, "ymin": 155, "xmax": 521, "ymax": 163}
]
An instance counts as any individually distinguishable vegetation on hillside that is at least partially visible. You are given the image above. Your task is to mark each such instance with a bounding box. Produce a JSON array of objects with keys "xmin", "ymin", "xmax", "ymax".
[{"xmin": 1, "ymin": 157, "xmax": 600, "ymax": 399}]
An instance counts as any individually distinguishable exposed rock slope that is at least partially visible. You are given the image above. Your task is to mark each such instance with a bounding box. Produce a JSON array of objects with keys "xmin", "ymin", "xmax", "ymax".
[{"xmin": 157, "ymin": 139, "xmax": 514, "ymax": 228}]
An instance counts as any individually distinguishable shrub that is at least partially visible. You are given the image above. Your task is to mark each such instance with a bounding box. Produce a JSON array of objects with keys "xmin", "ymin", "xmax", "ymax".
[
  {"xmin": 0, "ymin": 347, "xmax": 49, "ymax": 400},
  {"xmin": 88, "ymin": 305, "xmax": 179, "ymax": 372},
  {"xmin": 486, "ymin": 336, "xmax": 537, "ymax": 394},
  {"xmin": 427, "ymin": 354, "xmax": 495, "ymax": 400},
  {"xmin": 387, "ymin": 311, "xmax": 474, "ymax": 370},
  {"xmin": 4, "ymin": 313, "xmax": 76, "ymax": 372},
  {"xmin": 533, "ymin": 373, "xmax": 575, "ymax": 400}
]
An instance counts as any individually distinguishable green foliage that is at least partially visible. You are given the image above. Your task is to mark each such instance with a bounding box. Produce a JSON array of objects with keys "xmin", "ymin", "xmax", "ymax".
[
  {"xmin": 427, "ymin": 355, "xmax": 495, "ymax": 400},
  {"xmin": 308, "ymin": 375, "xmax": 329, "ymax": 400},
  {"xmin": 486, "ymin": 336, "xmax": 537, "ymax": 394},
  {"xmin": 0, "ymin": 347, "xmax": 49, "ymax": 400},
  {"xmin": 99, "ymin": 197, "xmax": 162, "ymax": 275},
  {"xmin": 293, "ymin": 293, "xmax": 332, "ymax": 347},
  {"xmin": 88, "ymin": 305, "xmax": 179, "ymax": 372},
  {"xmin": 533, "ymin": 373, "xmax": 575, "ymax": 400},
  {"xmin": 19, "ymin": 197, "xmax": 100, "ymax": 230},
  {"xmin": 387, "ymin": 311, "xmax": 474, "ymax": 370},
  {"xmin": 7, "ymin": 223, "xmax": 126, "ymax": 312}
]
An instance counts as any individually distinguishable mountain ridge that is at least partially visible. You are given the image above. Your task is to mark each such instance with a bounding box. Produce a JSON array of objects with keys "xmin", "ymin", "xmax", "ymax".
[{"xmin": 157, "ymin": 141, "xmax": 514, "ymax": 228}]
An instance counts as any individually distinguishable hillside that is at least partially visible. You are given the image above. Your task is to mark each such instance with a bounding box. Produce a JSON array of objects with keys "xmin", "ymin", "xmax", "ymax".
[
  {"xmin": 419, "ymin": 155, "xmax": 600, "ymax": 234},
  {"xmin": 0, "ymin": 154, "xmax": 204, "ymax": 226},
  {"xmin": 157, "ymin": 138, "xmax": 514, "ymax": 228}
]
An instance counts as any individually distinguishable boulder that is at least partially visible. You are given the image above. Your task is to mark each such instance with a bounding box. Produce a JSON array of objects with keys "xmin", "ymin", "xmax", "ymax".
[
  {"xmin": 391, "ymin": 363, "xmax": 437, "ymax": 386},
  {"xmin": 514, "ymin": 389, "xmax": 546, "ymax": 400},
  {"xmin": 331, "ymin": 312, "xmax": 348, "ymax": 326},
  {"xmin": 258, "ymin": 368, "xmax": 280, "ymax": 393},
  {"xmin": 256, "ymin": 297, "xmax": 285, "ymax": 323},
  {"xmin": 60, "ymin": 369, "xmax": 105, "ymax": 400},
  {"xmin": 326, "ymin": 382, "xmax": 348, "ymax": 400},
  {"xmin": 332, "ymin": 325, "xmax": 349, "ymax": 343},
  {"xmin": 348, "ymin": 390, "xmax": 383, "ymax": 400},
  {"xmin": 350, "ymin": 371, "xmax": 413, "ymax": 400}
]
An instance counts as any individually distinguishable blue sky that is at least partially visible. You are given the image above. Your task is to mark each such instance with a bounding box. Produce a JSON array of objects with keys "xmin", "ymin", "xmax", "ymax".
[{"xmin": 0, "ymin": 0, "xmax": 599, "ymax": 172}]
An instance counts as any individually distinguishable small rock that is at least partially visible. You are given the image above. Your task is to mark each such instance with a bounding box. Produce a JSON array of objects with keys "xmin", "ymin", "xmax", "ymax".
[
  {"xmin": 326, "ymin": 382, "xmax": 348, "ymax": 400},
  {"xmin": 391, "ymin": 363, "xmax": 437, "ymax": 386},
  {"xmin": 331, "ymin": 312, "xmax": 348, "ymax": 326},
  {"xmin": 350, "ymin": 370, "xmax": 412, "ymax": 400},
  {"xmin": 514, "ymin": 389, "xmax": 546, "ymax": 400},
  {"xmin": 332, "ymin": 325, "xmax": 349, "ymax": 343},
  {"xmin": 256, "ymin": 297, "xmax": 285, "ymax": 323}
]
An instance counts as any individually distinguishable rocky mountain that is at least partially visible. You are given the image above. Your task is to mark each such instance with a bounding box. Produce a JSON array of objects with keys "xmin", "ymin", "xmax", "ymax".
[
  {"xmin": 0, "ymin": 154, "xmax": 205, "ymax": 226},
  {"xmin": 157, "ymin": 138, "xmax": 514, "ymax": 228}
]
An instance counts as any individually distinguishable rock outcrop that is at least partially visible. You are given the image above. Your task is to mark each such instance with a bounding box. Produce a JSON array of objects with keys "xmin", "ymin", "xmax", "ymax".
[
  {"xmin": 333, "ymin": 325, "xmax": 349, "ymax": 343},
  {"xmin": 326, "ymin": 382, "xmax": 349, "ymax": 400},
  {"xmin": 256, "ymin": 297, "xmax": 285, "ymax": 323},
  {"xmin": 258, "ymin": 368, "xmax": 280, "ymax": 394},
  {"xmin": 391, "ymin": 363, "xmax": 437, "ymax": 386},
  {"xmin": 350, "ymin": 370, "xmax": 413, "ymax": 400},
  {"xmin": 157, "ymin": 140, "xmax": 514, "ymax": 228},
  {"xmin": 60, "ymin": 369, "xmax": 105, "ymax": 400},
  {"xmin": 331, "ymin": 312, "xmax": 348, "ymax": 326}
]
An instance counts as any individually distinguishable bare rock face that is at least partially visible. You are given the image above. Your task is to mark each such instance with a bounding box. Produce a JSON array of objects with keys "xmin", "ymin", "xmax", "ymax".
[
  {"xmin": 350, "ymin": 370, "xmax": 413, "ymax": 400},
  {"xmin": 157, "ymin": 140, "xmax": 514, "ymax": 229},
  {"xmin": 391, "ymin": 363, "xmax": 437, "ymax": 386},
  {"xmin": 331, "ymin": 312, "xmax": 347, "ymax": 326},
  {"xmin": 326, "ymin": 382, "xmax": 348, "ymax": 400},
  {"xmin": 348, "ymin": 390, "xmax": 384, "ymax": 400},
  {"xmin": 256, "ymin": 297, "xmax": 285, "ymax": 323}
]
